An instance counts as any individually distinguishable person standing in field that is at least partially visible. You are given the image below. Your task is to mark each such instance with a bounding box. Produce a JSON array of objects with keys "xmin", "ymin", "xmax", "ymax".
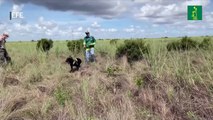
[
  {"xmin": 0, "ymin": 33, "xmax": 11, "ymax": 65},
  {"xmin": 83, "ymin": 31, "xmax": 96, "ymax": 63}
]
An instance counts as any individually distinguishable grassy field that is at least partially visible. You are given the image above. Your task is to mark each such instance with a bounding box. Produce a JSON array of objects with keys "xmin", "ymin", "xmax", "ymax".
[{"xmin": 0, "ymin": 36, "xmax": 213, "ymax": 120}]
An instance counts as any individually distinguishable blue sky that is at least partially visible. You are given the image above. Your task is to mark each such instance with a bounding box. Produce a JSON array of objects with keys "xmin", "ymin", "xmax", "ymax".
[{"xmin": 0, "ymin": 0, "xmax": 213, "ymax": 41}]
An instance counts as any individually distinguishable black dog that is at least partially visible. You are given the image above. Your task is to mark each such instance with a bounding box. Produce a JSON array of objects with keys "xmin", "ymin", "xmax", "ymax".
[{"xmin": 65, "ymin": 57, "xmax": 82, "ymax": 72}]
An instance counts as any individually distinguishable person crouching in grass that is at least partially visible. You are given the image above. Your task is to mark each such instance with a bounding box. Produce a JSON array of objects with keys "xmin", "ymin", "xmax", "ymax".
[{"xmin": 0, "ymin": 33, "xmax": 11, "ymax": 66}]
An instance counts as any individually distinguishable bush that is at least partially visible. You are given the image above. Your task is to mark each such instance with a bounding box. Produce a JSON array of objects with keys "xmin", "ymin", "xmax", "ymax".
[
  {"xmin": 67, "ymin": 39, "xmax": 84, "ymax": 54},
  {"xmin": 116, "ymin": 40, "xmax": 150, "ymax": 63},
  {"xmin": 167, "ymin": 36, "xmax": 199, "ymax": 51},
  {"xmin": 37, "ymin": 38, "xmax": 53, "ymax": 52},
  {"xmin": 180, "ymin": 37, "xmax": 199, "ymax": 50},
  {"xmin": 199, "ymin": 38, "xmax": 212, "ymax": 50}
]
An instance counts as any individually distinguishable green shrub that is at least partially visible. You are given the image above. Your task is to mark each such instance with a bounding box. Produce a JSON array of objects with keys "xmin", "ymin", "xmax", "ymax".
[
  {"xmin": 199, "ymin": 37, "xmax": 212, "ymax": 50},
  {"xmin": 116, "ymin": 40, "xmax": 150, "ymax": 63},
  {"xmin": 67, "ymin": 39, "xmax": 84, "ymax": 54},
  {"xmin": 180, "ymin": 37, "xmax": 199, "ymax": 50},
  {"xmin": 37, "ymin": 38, "xmax": 53, "ymax": 52},
  {"xmin": 167, "ymin": 36, "xmax": 199, "ymax": 51}
]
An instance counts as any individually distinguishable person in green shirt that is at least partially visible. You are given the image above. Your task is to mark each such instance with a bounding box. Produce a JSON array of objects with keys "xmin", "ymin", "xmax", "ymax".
[{"xmin": 83, "ymin": 31, "xmax": 96, "ymax": 63}]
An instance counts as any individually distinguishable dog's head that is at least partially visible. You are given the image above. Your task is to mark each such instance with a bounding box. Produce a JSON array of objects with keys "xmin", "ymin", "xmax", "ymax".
[{"xmin": 65, "ymin": 57, "xmax": 74, "ymax": 64}]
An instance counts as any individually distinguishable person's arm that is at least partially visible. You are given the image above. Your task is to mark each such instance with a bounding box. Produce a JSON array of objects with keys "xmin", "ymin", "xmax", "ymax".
[
  {"xmin": 83, "ymin": 37, "xmax": 86, "ymax": 48},
  {"xmin": 90, "ymin": 36, "xmax": 96, "ymax": 45}
]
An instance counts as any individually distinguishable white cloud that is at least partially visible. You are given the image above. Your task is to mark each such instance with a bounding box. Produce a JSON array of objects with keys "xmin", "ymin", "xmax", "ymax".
[
  {"xmin": 72, "ymin": 32, "xmax": 81, "ymax": 36},
  {"xmin": 184, "ymin": 0, "xmax": 210, "ymax": 6},
  {"xmin": 37, "ymin": 17, "xmax": 58, "ymax": 30},
  {"xmin": 12, "ymin": 4, "xmax": 24, "ymax": 12},
  {"xmin": 140, "ymin": 29, "xmax": 145, "ymax": 32},
  {"xmin": 123, "ymin": 25, "xmax": 145, "ymax": 33},
  {"xmin": 14, "ymin": 23, "xmax": 31, "ymax": 32},
  {"xmin": 100, "ymin": 28, "xmax": 118, "ymax": 32},
  {"xmin": 91, "ymin": 21, "xmax": 101, "ymax": 28},
  {"xmin": 108, "ymin": 28, "xmax": 117, "ymax": 32},
  {"xmin": 124, "ymin": 28, "xmax": 134, "ymax": 32},
  {"xmin": 77, "ymin": 27, "xmax": 83, "ymax": 31},
  {"xmin": 152, "ymin": 24, "xmax": 159, "ymax": 27},
  {"xmin": 135, "ymin": 4, "xmax": 184, "ymax": 24}
]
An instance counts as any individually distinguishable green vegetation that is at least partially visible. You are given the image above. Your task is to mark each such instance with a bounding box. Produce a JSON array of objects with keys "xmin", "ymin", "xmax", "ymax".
[
  {"xmin": 167, "ymin": 36, "xmax": 212, "ymax": 51},
  {"xmin": 116, "ymin": 40, "xmax": 150, "ymax": 63},
  {"xmin": 67, "ymin": 39, "xmax": 84, "ymax": 54},
  {"xmin": 109, "ymin": 39, "xmax": 118, "ymax": 45},
  {"xmin": 36, "ymin": 38, "xmax": 53, "ymax": 52},
  {"xmin": 199, "ymin": 37, "xmax": 212, "ymax": 50},
  {"xmin": 0, "ymin": 36, "xmax": 213, "ymax": 120}
]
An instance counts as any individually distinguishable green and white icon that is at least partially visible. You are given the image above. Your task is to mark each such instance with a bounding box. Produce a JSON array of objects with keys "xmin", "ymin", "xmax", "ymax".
[{"xmin": 188, "ymin": 6, "xmax": 202, "ymax": 20}]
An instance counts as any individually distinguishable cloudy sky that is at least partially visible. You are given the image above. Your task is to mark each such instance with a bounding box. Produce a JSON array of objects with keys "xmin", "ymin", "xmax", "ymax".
[{"xmin": 0, "ymin": 0, "xmax": 213, "ymax": 41}]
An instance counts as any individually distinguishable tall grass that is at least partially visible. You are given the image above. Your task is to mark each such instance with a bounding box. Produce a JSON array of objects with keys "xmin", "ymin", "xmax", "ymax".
[{"xmin": 0, "ymin": 37, "xmax": 213, "ymax": 120}]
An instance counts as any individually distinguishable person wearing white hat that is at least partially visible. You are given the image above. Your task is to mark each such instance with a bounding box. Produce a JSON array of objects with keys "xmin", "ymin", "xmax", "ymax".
[
  {"xmin": 0, "ymin": 33, "xmax": 9, "ymax": 49},
  {"xmin": 0, "ymin": 33, "xmax": 11, "ymax": 66}
]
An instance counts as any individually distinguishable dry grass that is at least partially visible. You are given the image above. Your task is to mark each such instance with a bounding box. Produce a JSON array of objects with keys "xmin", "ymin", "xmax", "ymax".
[{"xmin": 0, "ymin": 38, "xmax": 213, "ymax": 120}]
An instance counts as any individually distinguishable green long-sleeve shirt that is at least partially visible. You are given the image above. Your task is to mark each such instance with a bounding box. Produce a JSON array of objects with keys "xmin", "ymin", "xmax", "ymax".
[{"xmin": 84, "ymin": 36, "xmax": 96, "ymax": 48}]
